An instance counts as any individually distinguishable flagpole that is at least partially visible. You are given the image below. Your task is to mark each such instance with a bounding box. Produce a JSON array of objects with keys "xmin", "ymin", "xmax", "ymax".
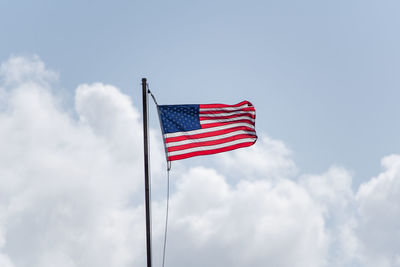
[{"xmin": 142, "ymin": 78, "xmax": 152, "ymax": 267}]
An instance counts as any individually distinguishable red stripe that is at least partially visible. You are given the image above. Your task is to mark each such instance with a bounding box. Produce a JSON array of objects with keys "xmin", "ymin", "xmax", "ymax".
[
  {"xmin": 199, "ymin": 107, "xmax": 255, "ymax": 114},
  {"xmin": 167, "ymin": 134, "xmax": 257, "ymax": 152},
  {"xmin": 199, "ymin": 113, "xmax": 256, "ymax": 120},
  {"xmin": 165, "ymin": 126, "xmax": 256, "ymax": 143},
  {"xmin": 200, "ymin": 120, "xmax": 255, "ymax": 129},
  {"xmin": 168, "ymin": 141, "xmax": 256, "ymax": 161},
  {"xmin": 199, "ymin": 101, "xmax": 253, "ymax": 109}
]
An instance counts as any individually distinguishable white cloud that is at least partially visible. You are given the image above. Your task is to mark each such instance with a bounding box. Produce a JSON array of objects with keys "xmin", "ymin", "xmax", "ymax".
[
  {"xmin": 163, "ymin": 166, "xmax": 328, "ymax": 267},
  {"xmin": 0, "ymin": 56, "xmax": 146, "ymax": 267},
  {"xmin": 356, "ymin": 155, "xmax": 400, "ymax": 267},
  {"xmin": 0, "ymin": 55, "xmax": 399, "ymax": 267},
  {"xmin": 217, "ymin": 134, "xmax": 297, "ymax": 181},
  {"xmin": 300, "ymin": 167, "xmax": 360, "ymax": 266},
  {"xmin": 0, "ymin": 55, "xmax": 58, "ymax": 88}
]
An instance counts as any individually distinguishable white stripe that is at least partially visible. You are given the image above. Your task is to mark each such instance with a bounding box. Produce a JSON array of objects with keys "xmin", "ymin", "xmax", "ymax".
[
  {"xmin": 199, "ymin": 110, "xmax": 255, "ymax": 117},
  {"xmin": 200, "ymin": 116, "xmax": 255, "ymax": 125},
  {"xmin": 199, "ymin": 103, "xmax": 250, "ymax": 111},
  {"xmin": 166, "ymin": 130, "xmax": 256, "ymax": 147},
  {"xmin": 168, "ymin": 138, "xmax": 257, "ymax": 156},
  {"xmin": 164, "ymin": 122, "xmax": 255, "ymax": 139}
]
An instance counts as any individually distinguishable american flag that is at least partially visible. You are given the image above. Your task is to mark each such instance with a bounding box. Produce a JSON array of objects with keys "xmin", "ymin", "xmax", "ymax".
[{"xmin": 157, "ymin": 101, "xmax": 257, "ymax": 162}]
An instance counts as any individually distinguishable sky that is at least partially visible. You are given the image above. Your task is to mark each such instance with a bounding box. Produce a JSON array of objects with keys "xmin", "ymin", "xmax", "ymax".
[{"xmin": 0, "ymin": 1, "xmax": 400, "ymax": 267}]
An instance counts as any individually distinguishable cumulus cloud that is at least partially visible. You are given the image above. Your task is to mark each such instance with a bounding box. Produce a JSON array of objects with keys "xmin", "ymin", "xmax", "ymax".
[
  {"xmin": 217, "ymin": 134, "xmax": 297, "ymax": 181},
  {"xmin": 0, "ymin": 55, "xmax": 58, "ymax": 88},
  {"xmin": 0, "ymin": 55, "xmax": 399, "ymax": 267},
  {"xmin": 0, "ymin": 56, "xmax": 148, "ymax": 267},
  {"xmin": 356, "ymin": 155, "xmax": 400, "ymax": 267},
  {"xmin": 300, "ymin": 167, "xmax": 360, "ymax": 267},
  {"xmin": 164, "ymin": 167, "xmax": 327, "ymax": 267}
]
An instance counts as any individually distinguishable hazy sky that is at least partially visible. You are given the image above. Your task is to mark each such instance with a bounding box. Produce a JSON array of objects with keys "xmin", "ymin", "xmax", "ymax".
[{"xmin": 0, "ymin": 1, "xmax": 400, "ymax": 267}]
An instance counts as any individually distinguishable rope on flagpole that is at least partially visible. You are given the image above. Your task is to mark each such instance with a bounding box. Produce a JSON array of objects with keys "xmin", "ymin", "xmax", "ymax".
[
  {"xmin": 147, "ymin": 85, "xmax": 170, "ymax": 171},
  {"xmin": 162, "ymin": 168, "xmax": 170, "ymax": 267},
  {"xmin": 146, "ymin": 85, "xmax": 170, "ymax": 267},
  {"xmin": 147, "ymin": 87, "xmax": 158, "ymax": 106}
]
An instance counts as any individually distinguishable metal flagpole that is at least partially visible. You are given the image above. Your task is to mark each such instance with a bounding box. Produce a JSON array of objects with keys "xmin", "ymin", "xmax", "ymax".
[{"xmin": 142, "ymin": 78, "xmax": 152, "ymax": 267}]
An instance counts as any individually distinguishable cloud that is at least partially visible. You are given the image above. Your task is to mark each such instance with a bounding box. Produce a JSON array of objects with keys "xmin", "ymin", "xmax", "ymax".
[
  {"xmin": 356, "ymin": 155, "xmax": 400, "ymax": 267},
  {"xmin": 0, "ymin": 55, "xmax": 399, "ymax": 267},
  {"xmin": 163, "ymin": 166, "xmax": 328, "ymax": 267},
  {"xmin": 0, "ymin": 56, "xmax": 147, "ymax": 267},
  {"xmin": 0, "ymin": 55, "xmax": 58, "ymax": 88},
  {"xmin": 217, "ymin": 134, "xmax": 297, "ymax": 181},
  {"xmin": 300, "ymin": 167, "xmax": 360, "ymax": 266}
]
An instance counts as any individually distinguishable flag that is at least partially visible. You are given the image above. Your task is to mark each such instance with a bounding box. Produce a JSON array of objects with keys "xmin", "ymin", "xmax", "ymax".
[{"xmin": 157, "ymin": 100, "xmax": 257, "ymax": 162}]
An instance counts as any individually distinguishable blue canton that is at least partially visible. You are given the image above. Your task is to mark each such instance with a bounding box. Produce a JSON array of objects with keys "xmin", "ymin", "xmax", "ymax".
[{"xmin": 158, "ymin": 105, "xmax": 201, "ymax": 134}]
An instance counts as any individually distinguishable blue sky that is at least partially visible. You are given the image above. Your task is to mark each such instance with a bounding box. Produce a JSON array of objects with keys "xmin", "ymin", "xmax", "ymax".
[
  {"xmin": 2, "ymin": 0, "xmax": 399, "ymax": 184},
  {"xmin": 1, "ymin": 1, "xmax": 400, "ymax": 266}
]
